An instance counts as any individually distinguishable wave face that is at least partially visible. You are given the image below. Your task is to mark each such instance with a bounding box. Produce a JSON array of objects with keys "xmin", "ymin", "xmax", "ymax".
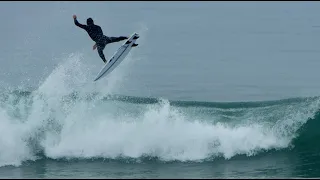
[{"xmin": 0, "ymin": 54, "xmax": 319, "ymax": 167}]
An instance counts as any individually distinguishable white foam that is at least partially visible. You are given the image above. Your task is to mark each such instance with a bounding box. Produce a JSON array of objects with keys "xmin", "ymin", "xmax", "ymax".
[
  {"xmin": 42, "ymin": 98, "xmax": 320, "ymax": 162},
  {"xmin": 0, "ymin": 108, "xmax": 34, "ymax": 167}
]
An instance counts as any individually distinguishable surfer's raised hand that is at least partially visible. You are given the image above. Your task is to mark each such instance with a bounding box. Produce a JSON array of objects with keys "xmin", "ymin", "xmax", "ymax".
[
  {"xmin": 93, "ymin": 43, "xmax": 97, "ymax": 50},
  {"xmin": 73, "ymin": 15, "xmax": 77, "ymax": 19}
]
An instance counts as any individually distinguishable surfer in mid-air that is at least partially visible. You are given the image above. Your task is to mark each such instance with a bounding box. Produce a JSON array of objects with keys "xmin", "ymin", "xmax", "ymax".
[{"xmin": 73, "ymin": 15, "xmax": 137, "ymax": 63}]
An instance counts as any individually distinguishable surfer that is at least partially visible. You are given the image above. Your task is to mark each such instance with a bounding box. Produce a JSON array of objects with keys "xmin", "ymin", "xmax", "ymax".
[{"xmin": 73, "ymin": 15, "xmax": 137, "ymax": 63}]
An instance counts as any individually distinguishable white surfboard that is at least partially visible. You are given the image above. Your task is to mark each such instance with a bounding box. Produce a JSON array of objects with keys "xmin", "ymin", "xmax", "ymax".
[{"xmin": 93, "ymin": 32, "xmax": 139, "ymax": 81}]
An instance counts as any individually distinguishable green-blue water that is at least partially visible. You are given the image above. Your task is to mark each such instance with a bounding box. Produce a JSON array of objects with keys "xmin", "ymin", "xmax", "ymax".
[{"xmin": 1, "ymin": 1, "xmax": 320, "ymax": 178}]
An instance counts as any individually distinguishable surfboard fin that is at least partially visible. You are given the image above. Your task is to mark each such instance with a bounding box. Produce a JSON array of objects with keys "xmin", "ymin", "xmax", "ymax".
[{"xmin": 132, "ymin": 43, "xmax": 138, "ymax": 47}]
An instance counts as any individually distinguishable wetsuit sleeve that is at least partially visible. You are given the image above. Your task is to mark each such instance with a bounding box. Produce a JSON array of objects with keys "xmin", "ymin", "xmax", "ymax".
[{"xmin": 74, "ymin": 19, "xmax": 87, "ymax": 30}]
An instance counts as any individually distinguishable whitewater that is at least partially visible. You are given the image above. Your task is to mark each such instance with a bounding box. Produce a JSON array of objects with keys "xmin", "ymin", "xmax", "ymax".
[{"xmin": 0, "ymin": 53, "xmax": 319, "ymax": 169}]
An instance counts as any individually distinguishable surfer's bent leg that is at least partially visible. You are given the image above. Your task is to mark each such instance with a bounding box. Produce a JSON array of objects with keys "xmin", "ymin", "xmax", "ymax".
[
  {"xmin": 97, "ymin": 44, "xmax": 107, "ymax": 63},
  {"xmin": 95, "ymin": 36, "xmax": 127, "ymax": 63}
]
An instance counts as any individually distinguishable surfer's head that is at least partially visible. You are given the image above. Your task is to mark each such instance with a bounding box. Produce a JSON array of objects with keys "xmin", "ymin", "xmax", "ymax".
[{"xmin": 87, "ymin": 18, "xmax": 94, "ymax": 25}]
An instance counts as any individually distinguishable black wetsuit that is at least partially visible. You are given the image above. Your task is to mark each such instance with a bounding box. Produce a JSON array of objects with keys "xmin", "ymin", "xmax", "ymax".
[{"xmin": 74, "ymin": 19, "xmax": 127, "ymax": 63}]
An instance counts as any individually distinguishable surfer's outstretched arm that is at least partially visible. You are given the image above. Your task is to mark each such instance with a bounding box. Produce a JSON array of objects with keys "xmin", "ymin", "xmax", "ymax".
[{"xmin": 73, "ymin": 15, "xmax": 87, "ymax": 30}]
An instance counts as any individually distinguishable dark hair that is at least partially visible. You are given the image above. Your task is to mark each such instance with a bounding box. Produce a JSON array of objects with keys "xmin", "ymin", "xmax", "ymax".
[{"xmin": 87, "ymin": 18, "xmax": 94, "ymax": 25}]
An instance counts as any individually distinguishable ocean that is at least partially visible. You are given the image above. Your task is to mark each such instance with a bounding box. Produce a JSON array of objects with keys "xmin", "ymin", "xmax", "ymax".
[{"xmin": 0, "ymin": 1, "xmax": 320, "ymax": 178}]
